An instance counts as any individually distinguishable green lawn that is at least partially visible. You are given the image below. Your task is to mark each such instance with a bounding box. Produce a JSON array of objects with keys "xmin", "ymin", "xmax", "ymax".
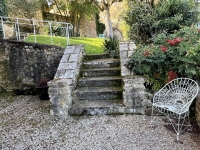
[{"xmin": 25, "ymin": 35, "xmax": 105, "ymax": 55}]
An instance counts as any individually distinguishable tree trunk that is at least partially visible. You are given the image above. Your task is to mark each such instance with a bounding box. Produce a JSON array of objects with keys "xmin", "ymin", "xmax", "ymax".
[{"xmin": 103, "ymin": 6, "xmax": 113, "ymax": 39}]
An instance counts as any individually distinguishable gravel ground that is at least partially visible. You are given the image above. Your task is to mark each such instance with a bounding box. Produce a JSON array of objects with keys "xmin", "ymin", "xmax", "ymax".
[{"xmin": 0, "ymin": 95, "xmax": 200, "ymax": 150}]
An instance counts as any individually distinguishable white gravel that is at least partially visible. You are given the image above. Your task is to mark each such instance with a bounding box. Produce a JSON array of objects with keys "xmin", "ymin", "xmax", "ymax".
[{"xmin": 0, "ymin": 95, "xmax": 200, "ymax": 150}]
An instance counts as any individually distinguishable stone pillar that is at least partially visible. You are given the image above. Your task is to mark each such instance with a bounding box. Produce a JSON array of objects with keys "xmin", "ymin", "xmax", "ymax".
[
  {"xmin": 196, "ymin": 91, "xmax": 200, "ymax": 127},
  {"xmin": 48, "ymin": 45, "xmax": 84, "ymax": 117},
  {"xmin": 119, "ymin": 42, "xmax": 152, "ymax": 115}
]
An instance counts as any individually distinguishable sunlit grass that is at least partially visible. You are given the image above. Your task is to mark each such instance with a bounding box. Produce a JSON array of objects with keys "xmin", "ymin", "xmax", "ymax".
[{"xmin": 25, "ymin": 35, "xmax": 105, "ymax": 54}]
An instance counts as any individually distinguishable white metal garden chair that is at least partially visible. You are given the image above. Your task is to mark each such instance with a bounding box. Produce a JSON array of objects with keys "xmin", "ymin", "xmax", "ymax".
[{"xmin": 150, "ymin": 78, "xmax": 199, "ymax": 141}]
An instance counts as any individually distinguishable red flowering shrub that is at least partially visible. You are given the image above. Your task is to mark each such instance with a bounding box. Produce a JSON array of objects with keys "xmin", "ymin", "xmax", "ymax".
[{"xmin": 126, "ymin": 26, "xmax": 200, "ymax": 91}]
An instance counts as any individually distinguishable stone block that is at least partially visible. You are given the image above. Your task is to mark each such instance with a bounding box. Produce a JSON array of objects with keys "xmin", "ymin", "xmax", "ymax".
[
  {"xmin": 60, "ymin": 54, "xmax": 69, "ymax": 63},
  {"xmin": 58, "ymin": 62, "xmax": 77, "ymax": 70},
  {"xmin": 55, "ymin": 70, "xmax": 66, "ymax": 78},
  {"xmin": 121, "ymin": 66, "xmax": 132, "ymax": 76},
  {"xmin": 120, "ymin": 51, "xmax": 128, "ymax": 59},
  {"xmin": 119, "ymin": 42, "xmax": 128, "ymax": 51},
  {"xmin": 63, "ymin": 70, "xmax": 74, "ymax": 78},
  {"xmin": 74, "ymin": 47, "xmax": 82, "ymax": 53},
  {"xmin": 123, "ymin": 77, "xmax": 145, "ymax": 84},
  {"xmin": 69, "ymin": 53, "xmax": 79, "ymax": 62},
  {"xmin": 57, "ymin": 62, "xmax": 68, "ymax": 70},
  {"xmin": 64, "ymin": 46, "xmax": 75, "ymax": 54},
  {"xmin": 128, "ymin": 43, "xmax": 137, "ymax": 50},
  {"xmin": 120, "ymin": 58, "xmax": 130, "ymax": 66},
  {"xmin": 48, "ymin": 88, "xmax": 58, "ymax": 94}
]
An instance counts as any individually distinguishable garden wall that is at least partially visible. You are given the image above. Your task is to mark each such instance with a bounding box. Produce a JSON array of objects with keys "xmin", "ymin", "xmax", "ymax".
[
  {"xmin": 0, "ymin": 39, "xmax": 65, "ymax": 90},
  {"xmin": 196, "ymin": 92, "xmax": 200, "ymax": 127}
]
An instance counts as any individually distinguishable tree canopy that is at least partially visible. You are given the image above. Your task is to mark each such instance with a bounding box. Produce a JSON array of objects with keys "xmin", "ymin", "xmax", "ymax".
[{"xmin": 124, "ymin": 0, "xmax": 199, "ymax": 44}]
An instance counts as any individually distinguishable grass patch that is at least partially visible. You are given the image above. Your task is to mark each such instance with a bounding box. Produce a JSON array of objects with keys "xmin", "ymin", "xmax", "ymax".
[{"xmin": 25, "ymin": 35, "xmax": 105, "ymax": 55}]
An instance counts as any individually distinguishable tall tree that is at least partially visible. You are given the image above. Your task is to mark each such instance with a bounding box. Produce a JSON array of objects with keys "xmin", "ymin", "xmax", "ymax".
[
  {"xmin": 90, "ymin": 0, "xmax": 122, "ymax": 39},
  {"xmin": 48, "ymin": 0, "xmax": 98, "ymax": 36},
  {"xmin": 6, "ymin": 0, "xmax": 44, "ymax": 19},
  {"xmin": 0, "ymin": 0, "xmax": 7, "ymax": 38}
]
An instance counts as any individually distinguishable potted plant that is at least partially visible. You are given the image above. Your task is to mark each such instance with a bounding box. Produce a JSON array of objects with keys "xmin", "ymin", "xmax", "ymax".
[{"xmin": 36, "ymin": 78, "xmax": 51, "ymax": 100}]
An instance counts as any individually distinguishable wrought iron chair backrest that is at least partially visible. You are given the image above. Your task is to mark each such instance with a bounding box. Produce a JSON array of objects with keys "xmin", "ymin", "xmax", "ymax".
[{"xmin": 154, "ymin": 78, "xmax": 199, "ymax": 113}]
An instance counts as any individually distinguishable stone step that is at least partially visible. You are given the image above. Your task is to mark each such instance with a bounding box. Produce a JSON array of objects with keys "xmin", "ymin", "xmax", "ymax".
[
  {"xmin": 77, "ymin": 76, "xmax": 121, "ymax": 87},
  {"xmin": 82, "ymin": 58, "xmax": 120, "ymax": 69},
  {"xmin": 74, "ymin": 87, "xmax": 122, "ymax": 100},
  {"xmin": 84, "ymin": 54, "xmax": 110, "ymax": 61},
  {"xmin": 81, "ymin": 67, "xmax": 121, "ymax": 77},
  {"xmin": 68, "ymin": 100, "xmax": 123, "ymax": 115},
  {"xmin": 68, "ymin": 100, "xmax": 145, "ymax": 116}
]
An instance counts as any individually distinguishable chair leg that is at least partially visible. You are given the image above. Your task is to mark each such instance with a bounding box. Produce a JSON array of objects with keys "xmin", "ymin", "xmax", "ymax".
[{"xmin": 150, "ymin": 106, "xmax": 159, "ymax": 128}]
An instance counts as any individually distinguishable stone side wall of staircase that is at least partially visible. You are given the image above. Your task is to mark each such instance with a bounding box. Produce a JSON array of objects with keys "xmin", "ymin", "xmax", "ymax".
[
  {"xmin": 119, "ymin": 42, "xmax": 152, "ymax": 115},
  {"xmin": 48, "ymin": 45, "xmax": 84, "ymax": 117}
]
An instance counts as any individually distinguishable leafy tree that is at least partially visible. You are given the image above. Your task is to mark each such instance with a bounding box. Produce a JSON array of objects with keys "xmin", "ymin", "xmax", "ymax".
[
  {"xmin": 0, "ymin": 0, "xmax": 7, "ymax": 38},
  {"xmin": 124, "ymin": 0, "xmax": 199, "ymax": 44},
  {"xmin": 90, "ymin": 0, "xmax": 123, "ymax": 39},
  {"xmin": 49, "ymin": 0, "xmax": 98, "ymax": 36},
  {"xmin": 6, "ymin": 0, "xmax": 44, "ymax": 19},
  {"xmin": 95, "ymin": 14, "xmax": 105, "ymax": 36}
]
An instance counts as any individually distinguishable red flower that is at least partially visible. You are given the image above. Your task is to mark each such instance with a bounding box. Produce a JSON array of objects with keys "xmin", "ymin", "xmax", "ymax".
[
  {"xmin": 160, "ymin": 45, "xmax": 168, "ymax": 52},
  {"xmin": 168, "ymin": 70, "xmax": 177, "ymax": 82},
  {"xmin": 143, "ymin": 51, "xmax": 150, "ymax": 57},
  {"xmin": 166, "ymin": 38, "xmax": 183, "ymax": 46}
]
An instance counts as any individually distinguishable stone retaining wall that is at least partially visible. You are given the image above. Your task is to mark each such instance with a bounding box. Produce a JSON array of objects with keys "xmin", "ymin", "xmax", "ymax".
[
  {"xmin": 119, "ymin": 42, "xmax": 152, "ymax": 115},
  {"xmin": 196, "ymin": 92, "xmax": 200, "ymax": 127},
  {"xmin": 48, "ymin": 45, "xmax": 84, "ymax": 117},
  {"xmin": 0, "ymin": 39, "xmax": 65, "ymax": 90}
]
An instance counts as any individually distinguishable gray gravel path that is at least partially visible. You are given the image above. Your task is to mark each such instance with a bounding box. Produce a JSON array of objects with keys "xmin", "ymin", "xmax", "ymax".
[{"xmin": 0, "ymin": 95, "xmax": 200, "ymax": 150}]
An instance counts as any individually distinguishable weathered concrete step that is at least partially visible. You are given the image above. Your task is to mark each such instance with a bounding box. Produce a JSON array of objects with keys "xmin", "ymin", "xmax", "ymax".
[
  {"xmin": 68, "ymin": 100, "xmax": 123, "ymax": 115},
  {"xmin": 74, "ymin": 87, "xmax": 122, "ymax": 100},
  {"xmin": 68, "ymin": 100, "xmax": 145, "ymax": 115},
  {"xmin": 81, "ymin": 67, "xmax": 120, "ymax": 77},
  {"xmin": 78, "ymin": 76, "xmax": 121, "ymax": 87},
  {"xmin": 84, "ymin": 54, "xmax": 110, "ymax": 61},
  {"xmin": 83, "ymin": 58, "xmax": 120, "ymax": 69}
]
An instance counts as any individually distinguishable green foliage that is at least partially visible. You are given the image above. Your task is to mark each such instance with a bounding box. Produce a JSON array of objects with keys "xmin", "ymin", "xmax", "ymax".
[
  {"xmin": 103, "ymin": 37, "xmax": 119, "ymax": 58},
  {"xmin": 0, "ymin": 0, "xmax": 7, "ymax": 38},
  {"xmin": 0, "ymin": 0, "xmax": 7, "ymax": 16},
  {"xmin": 124, "ymin": 0, "xmax": 199, "ymax": 44},
  {"xmin": 6, "ymin": 0, "xmax": 42, "ymax": 19},
  {"xmin": 95, "ymin": 14, "xmax": 105, "ymax": 35},
  {"xmin": 126, "ymin": 26, "xmax": 200, "ymax": 91},
  {"xmin": 43, "ymin": 23, "xmax": 64, "ymax": 36},
  {"xmin": 50, "ymin": 0, "xmax": 98, "ymax": 36}
]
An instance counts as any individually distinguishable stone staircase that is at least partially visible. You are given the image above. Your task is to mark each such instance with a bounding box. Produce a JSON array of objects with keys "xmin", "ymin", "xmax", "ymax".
[{"xmin": 69, "ymin": 54, "xmax": 124, "ymax": 115}]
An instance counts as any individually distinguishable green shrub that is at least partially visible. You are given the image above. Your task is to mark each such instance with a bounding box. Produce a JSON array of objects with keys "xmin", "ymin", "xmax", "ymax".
[
  {"xmin": 103, "ymin": 37, "xmax": 119, "ymax": 58},
  {"xmin": 124, "ymin": 0, "xmax": 199, "ymax": 44},
  {"xmin": 126, "ymin": 26, "xmax": 200, "ymax": 91}
]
